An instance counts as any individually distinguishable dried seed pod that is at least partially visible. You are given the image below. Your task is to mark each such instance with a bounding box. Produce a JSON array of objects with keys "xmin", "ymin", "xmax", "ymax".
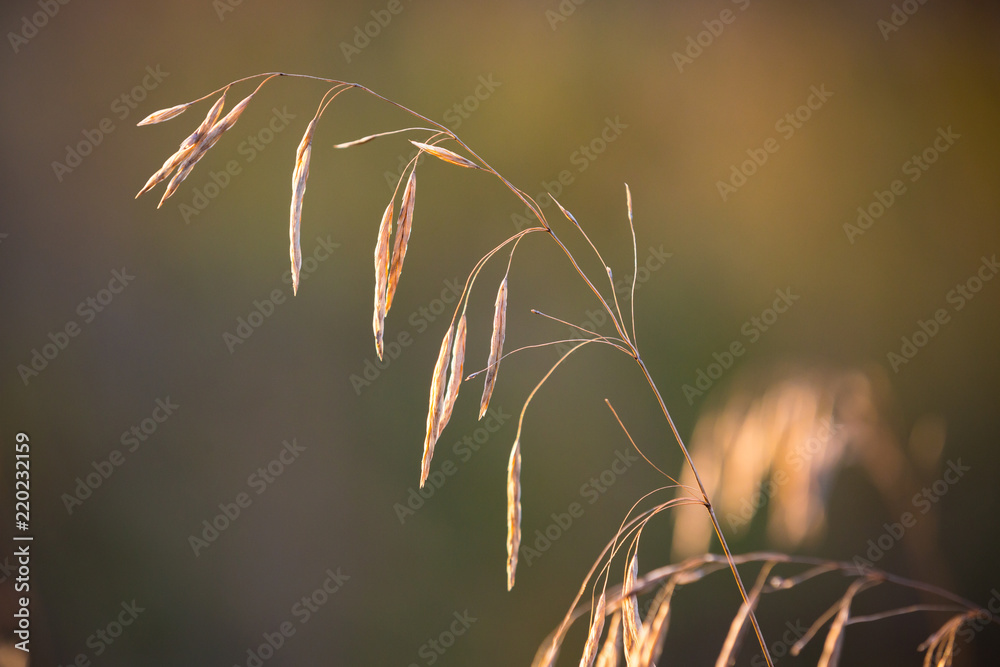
[
  {"xmin": 386, "ymin": 169, "xmax": 416, "ymax": 312},
  {"xmin": 289, "ymin": 119, "xmax": 317, "ymax": 295},
  {"xmin": 420, "ymin": 325, "xmax": 455, "ymax": 487},
  {"xmin": 372, "ymin": 200, "xmax": 394, "ymax": 359},
  {"xmin": 410, "ymin": 140, "xmax": 479, "ymax": 169},
  {"xmin": 506, "ymin": 437, "xmax": 521, "ymax": 590},
  {"xmin": 479, "ymin": 277, "xmax": 507, "ymax": 419}
]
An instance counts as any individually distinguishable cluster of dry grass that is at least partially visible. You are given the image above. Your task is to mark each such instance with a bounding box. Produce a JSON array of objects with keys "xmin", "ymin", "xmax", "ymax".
[{"xmin": 136, "ymin": 72, "xmax": 996, "ymax": 667}]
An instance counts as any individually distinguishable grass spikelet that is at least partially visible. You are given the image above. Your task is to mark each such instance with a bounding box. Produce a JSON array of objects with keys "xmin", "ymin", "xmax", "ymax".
[
  {"xmin": 622, "ymin": 552, "xmax": 642, "ymax": 666},
  {"xmin": 372, "ymin": 200, "xmax": 394, "ymax": 359},
  {"xmin": 580, "ymin": 592, "xmax": 606, "ymax": 667},
  {"xmin": 506, "ymin": 436, "xmax": 521, "ymax": 590},
  {"xmin": 420, "ymin": 325, "xmax": 454, "ymax": 487},
  {"xmin": 595, "ymin": 611, "xmax": 621, "ymax": 667},
  {"xmin": 136, "ymin": 91, "xmax": 227, "ymax": 199},
  {"xmin": 136, "ymin": 102, "xmax": 192, "ymax": 126},
  {"xmin": 439, "ymin": 314, "xmax": 467, "ymax": 430},
  {"xmin": 479, "ymin": 276, "xmax": 507, "ymax": 419},
  {"xmin": 410, "ymin": 140, "xmax": 480, "ymax": 169},
  {"xmin": 386, "ymin": 168, "xmax": 416, "ymax": 312},
  {"xmin": 157, "ymin": 89, "xmax": 257, "ymax": 208},
  {"xmin": 289, "ymin": 118, "xmax": 317, "ymax": 295}
]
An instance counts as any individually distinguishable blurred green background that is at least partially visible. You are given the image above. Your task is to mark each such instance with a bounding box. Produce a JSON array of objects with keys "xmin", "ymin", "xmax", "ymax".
[{"xmin": 2, "ymin": 0, "xmax": 999, "ymax": 665}]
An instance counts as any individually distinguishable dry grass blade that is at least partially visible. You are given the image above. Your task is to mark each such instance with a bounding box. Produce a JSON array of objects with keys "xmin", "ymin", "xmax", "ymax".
[
  {"xmin": 420, "ymin": 325, "xmax": 454, "ymax": 487},
  {"xmin": 386, "ymin": 168, "xmax": 416, "ymax": 312},
  {"xmin": 372, "ymin": 200, "xmax": 394, "ymax": 359},
  {"xmin": 438, "ymin": 314, "xmax": 467, "ymax": 430},
  {"xmin": 633, "ymin": 579, "xmax": 677, "ymax": 667},
  {"xmin": 158, "ymin": 89, "xmax": 256, "ymax": 208},
  {"xmin": 580, "ymin": 592, "xmax": 607, "ymax": 667},
  {"xmin": 715, "ymin": 562, "xmax": 776, "ymax": 667},
  {"xmin": 479, "ymin": 276, "xmax": 508, "ymax": 419},
  {"xmin": 595, "ymin": 611, "xmax": 622, "ymax": 667},
  {"xmin": 506, "ymin": 436, "xmax": 522, "ymax": 591},
  {"xmin": 136, "ymin": 102, "xmax": 192, "ymax": 126},
  {"xmin": 410, "ymin": 140, "xmax": 479, "ymax": 169},
  {"xmin": 622, "ymin": 552, "xmax": 642, "ymax": 666},
  {"xmin": 136, "ymin": 92, "xmax": 227, "ymax": 199},
  {"xmin": 290, "ymin": 118, "xmax": 317, "ymax": 295}
]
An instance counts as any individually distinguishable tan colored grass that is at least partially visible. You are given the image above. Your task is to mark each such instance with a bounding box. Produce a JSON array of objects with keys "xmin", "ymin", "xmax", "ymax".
[
  {"xmin": 420, "ymin": 325, "xmax": 454, "ymax": 487},
  {"xmin": 633, "ymin": 579, "xmax": 676, "ymax": 667},
  {"xmin": 289, "ymin": 118, "xmax": 316, "ymax": 295},
  {"xmin": 158, "ymin": 89, "xmax": 257, "ymax": 208},
  {"xmin": 621, "ymin": 553, "xmax": 642, "ymax": 666},
  {"xmin": 410, "ymin": 140, "xmax": 479, "ymax": 169},
  {"xmin": 506, "ymin": 436, "xmax": 521, "ymax": 591},
  {"xmin": 136, "ymin": 102, "xmax": 192, "ymax": 126},
  {"xmin": 595, "ymin": 611, "xmax": 622, "ymax": 667},
  {"xmin": 580, "ymin": 592, "xmax": 606, "ymax": 667},
  {"xmin": 479, "ymin": 276, "xmax": 507, "ymax": 419},
  {"xmin": 372, "ymin": 200, "xmax": 394, "ymax": 360},
  {"xmin": 439, "ymin": 314, "xmax": 467, "ymax": 430},
  {"xmin": 386, "ymin": 169, "xmax": 416, "ymax": 312},
  {"xmin": 135, "ymin": 91, "xmax": 227, "ymax": 199}
]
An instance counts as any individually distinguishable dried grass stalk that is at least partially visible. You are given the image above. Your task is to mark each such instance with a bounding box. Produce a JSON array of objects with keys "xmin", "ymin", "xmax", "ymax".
[
  {"xmin": 137, "ymin": 102, "xmax": 192, "ymax": 126},
  {"xmin": 479, "ymin": 276, "xmax": 508, "ymax": 419},
  {"xmin": 438, "ymin": 314, "xmax": 467, "ymax": 430},
  {"xmin": 372, "ymin": 200, "xmax": 394, "ymax": 359},
  {"xmin": 622, "ymin": 553, "xmax": 642, "ymax": 666},
  {"xmin": 420, "ymin": 325, "xmax": 454, "ymax": 487},
  {"xmin": 136, "ymin": 92, "xmax": 227, "ymax": 199},
  {"xmin": 410, "ymin": 140, "xmax": 479, "ymax": 169},
  {"xmin": 595, "ymin": 611, "xmax": 622, "ymax": 667},
  {"xmin": 386, "ymin": 169, "xmax": 416, "ymax": 312},
  {"xmin": 506, "ymin": 436, "xmax": 522, "ymax": 590},
  {"xmin": 580, "ymin": 592, "xmax": 607, "ymax": 667},
  {"xmin": 289, "ymin": 119, "xmax": 317, "ymax": 295},
  {"xmin": 715, "ymin": 562, "xmax": 775, "ymax": 667}
]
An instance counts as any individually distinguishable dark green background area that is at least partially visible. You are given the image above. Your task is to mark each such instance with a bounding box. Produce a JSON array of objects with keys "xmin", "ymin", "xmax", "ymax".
[{"xmin": 1, "ymin": 1, "xmax": 999, "ymax": 665}]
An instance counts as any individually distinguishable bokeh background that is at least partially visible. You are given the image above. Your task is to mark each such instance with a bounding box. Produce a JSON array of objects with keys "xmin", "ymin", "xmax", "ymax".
[{"xmin": 2, "ymin": 0, "xmax": 999, "ymax": 665}]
